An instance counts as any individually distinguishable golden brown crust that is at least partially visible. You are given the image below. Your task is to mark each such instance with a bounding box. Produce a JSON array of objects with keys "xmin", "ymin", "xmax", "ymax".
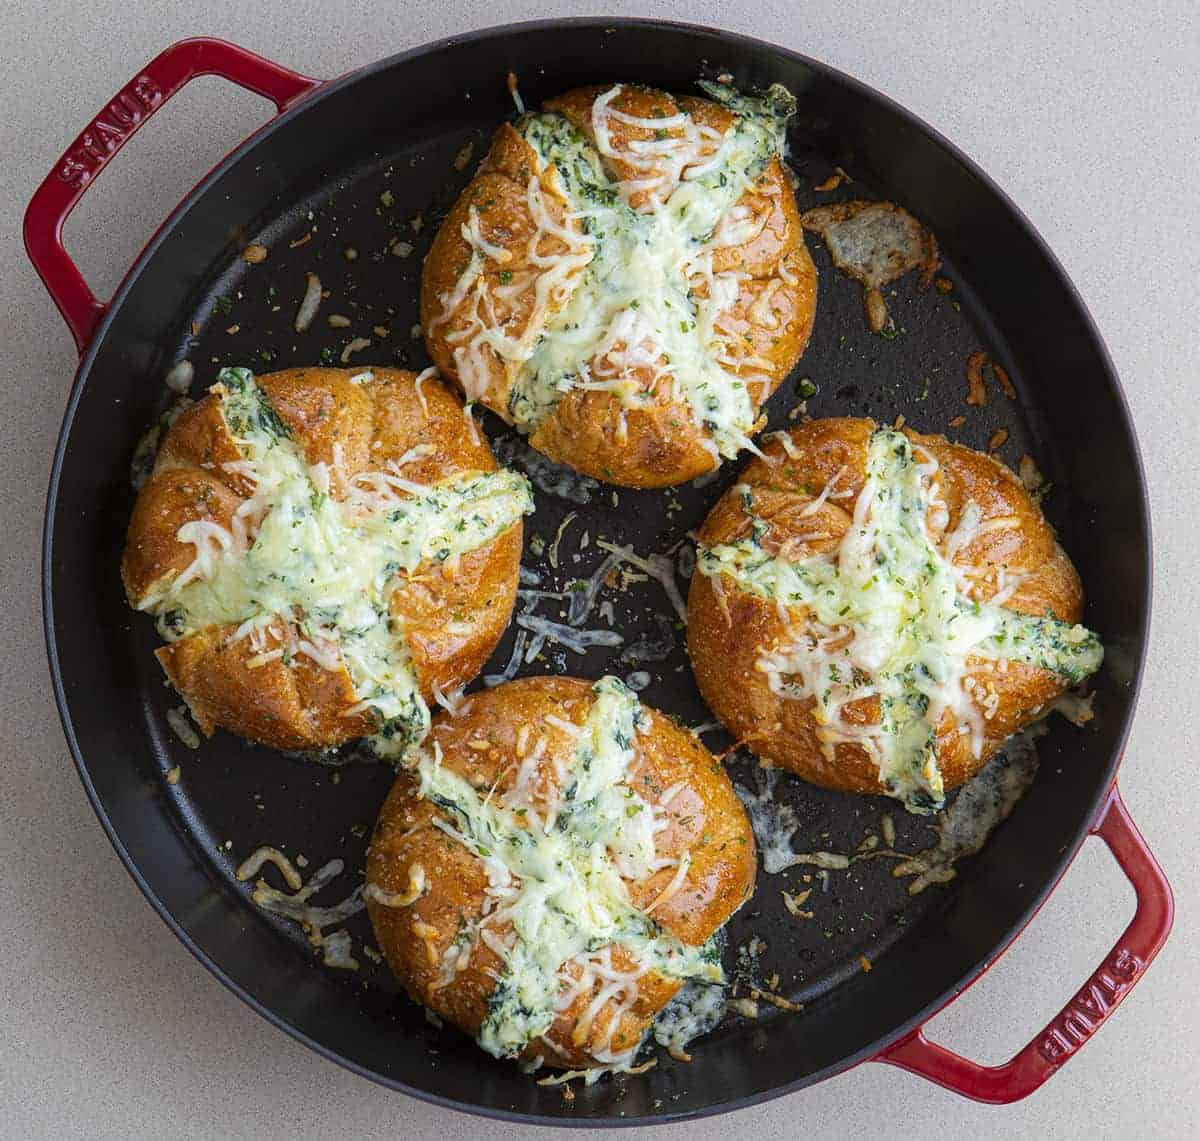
[
  {"xmin": 688, "ymin": 417, "xmax": 1086, "ymax": 795},
  {"xmin": 155, "ymin": 624, "xmax": 374, "ymax": 746},
  {"xmin": 420, "ymin": 136, "xmax": 562, "ymax": 415},
  {"xmin": 527, "ymin": 386, "xmax": 720, "ymax": 488},
  {"xmin": 122, "ymin": 367, "xmax": 522, "ymax": 752},
  {"xmin": 366, "ymin": 677, "xmax": 756, "ymax": 1068},
  {"xmin": 421, "ymin": 83, "xmax": 818, "ymax": 488}
]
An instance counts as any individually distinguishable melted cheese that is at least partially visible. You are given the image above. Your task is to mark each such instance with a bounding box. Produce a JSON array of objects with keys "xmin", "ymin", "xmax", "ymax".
[
  {"xmin": 246, "ymin": 855, "xmax": 365, "ymax": 950},
  {"xmin": 697, "ymin": 428, "xmax": 1103, "ymax": 811},
  {"xmin": 438, "ymin": 82, "xmax": 796, "ymax": 461},
  {"xmin": 410, "ymin": 676, "xmax": 722, "ymax": 1064},
  {"xmin": 652, "ymin": 977, "xmax": 727, "ymax": 1059},
  {"xmin": 139, "ymin": 367, "xmax": 533, "ymax": 759}
]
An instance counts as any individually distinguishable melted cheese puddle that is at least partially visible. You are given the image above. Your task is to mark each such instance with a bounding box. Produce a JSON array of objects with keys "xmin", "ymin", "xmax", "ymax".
[
  {"xmin": 410, "ymin": 677, "xmax": 721, "ymax": 1064},
  {"xmin": 697, "ymin": 428, "xmax": 1102, "ymax": 811},
  {"xmin": 437, "ymin": 82, "xmax": 796, "ymax": 461},
  {"xmin": 139, "ymin": 367, "xmax": 532, "ymax": 759}
]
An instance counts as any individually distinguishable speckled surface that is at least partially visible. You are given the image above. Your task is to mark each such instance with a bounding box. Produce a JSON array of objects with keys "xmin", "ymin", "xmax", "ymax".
[{"xmin": 1, "ymin": 2, "xmax": 1195, "ymax": 1138}]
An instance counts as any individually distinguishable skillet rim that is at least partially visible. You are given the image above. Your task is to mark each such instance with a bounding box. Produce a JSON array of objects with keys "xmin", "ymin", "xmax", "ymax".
[{"xmin": 40, "ymin": 15, "xmax": 1153, "ymax": 1125}]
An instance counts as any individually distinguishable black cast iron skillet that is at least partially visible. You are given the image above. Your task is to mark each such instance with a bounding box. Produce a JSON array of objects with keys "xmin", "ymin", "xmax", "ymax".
[{"xmin": 25, "ymin": 18, "xmax": 1173, "ymax": 1125}]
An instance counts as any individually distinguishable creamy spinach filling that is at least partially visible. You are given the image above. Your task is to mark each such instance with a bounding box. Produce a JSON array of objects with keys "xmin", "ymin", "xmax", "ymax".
[
  {"xmin": 412, "ymin": 677, "xmax": 723, "ymax": 1062},
  {"xmin": 141, "ymin": 367, "xmax": 533, "ymax": 759},
  {"xmin": 651, "ymin": 975, "xmax": 728, "ymax": 1056},
  {"xmin": 697, "ymin": 428, "xmax": 1103, "ymax": 810},
  {"xmin": 503, "ymin": 82, "xmax": 795, "ymax": 458}
]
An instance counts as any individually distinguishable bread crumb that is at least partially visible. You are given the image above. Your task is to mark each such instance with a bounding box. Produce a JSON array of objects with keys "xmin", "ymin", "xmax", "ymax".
[
  {"xmin": 865, "ymin": 288, "xmax": 889, "ymax": 333},
  {"xmin": 814, "ymin": 166, "xmax": 851, "ymax": 192},
  {"xmin": 994, "ymin": 363, "xmax": 1016, "ymax": 398},
  {"xmin": 340, "ymin": 337, "xmax": 371, "ymax": 364},
  {"xmin": 453, "ymin": 141, "xmax": 475, "ymax": 171},
  {"xmin": 966, "ymin": 351, "xmax": 988, "ymax": 406},
  {"xmin": 1019, "ymin": 454, "xmax": 1046, "ymax": 496},
  {"xmin": 750, "ymin": 986, "xmax": 803, "ymax": 1013}
]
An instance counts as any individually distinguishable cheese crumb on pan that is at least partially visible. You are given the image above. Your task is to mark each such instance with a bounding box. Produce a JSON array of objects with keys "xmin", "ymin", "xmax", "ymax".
[{"xmin": 242, "ymin": 852, "xmax": 366, "ymax": 966}]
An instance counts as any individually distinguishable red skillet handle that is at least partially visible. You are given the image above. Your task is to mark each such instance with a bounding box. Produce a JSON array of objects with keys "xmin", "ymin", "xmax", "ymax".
[
  {"xmin": 878, "ymin": 784, "xmax": 1173, "ymax": 1103},
  {"xmin": 23, "ymin": 37, "xmax": 320, "ymax": 355}
]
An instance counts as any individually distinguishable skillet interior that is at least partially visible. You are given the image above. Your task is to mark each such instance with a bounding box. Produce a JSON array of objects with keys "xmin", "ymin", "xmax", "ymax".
[{"xmin": 44, "ymin": 19, "xmax": 1148, "ymax": 1124}]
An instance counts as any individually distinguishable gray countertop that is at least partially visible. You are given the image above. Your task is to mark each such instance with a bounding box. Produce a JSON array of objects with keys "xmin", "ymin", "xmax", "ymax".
[{"xmin": 1, "ymin": 2, "xmax": 1196, "ymax": 1138}]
